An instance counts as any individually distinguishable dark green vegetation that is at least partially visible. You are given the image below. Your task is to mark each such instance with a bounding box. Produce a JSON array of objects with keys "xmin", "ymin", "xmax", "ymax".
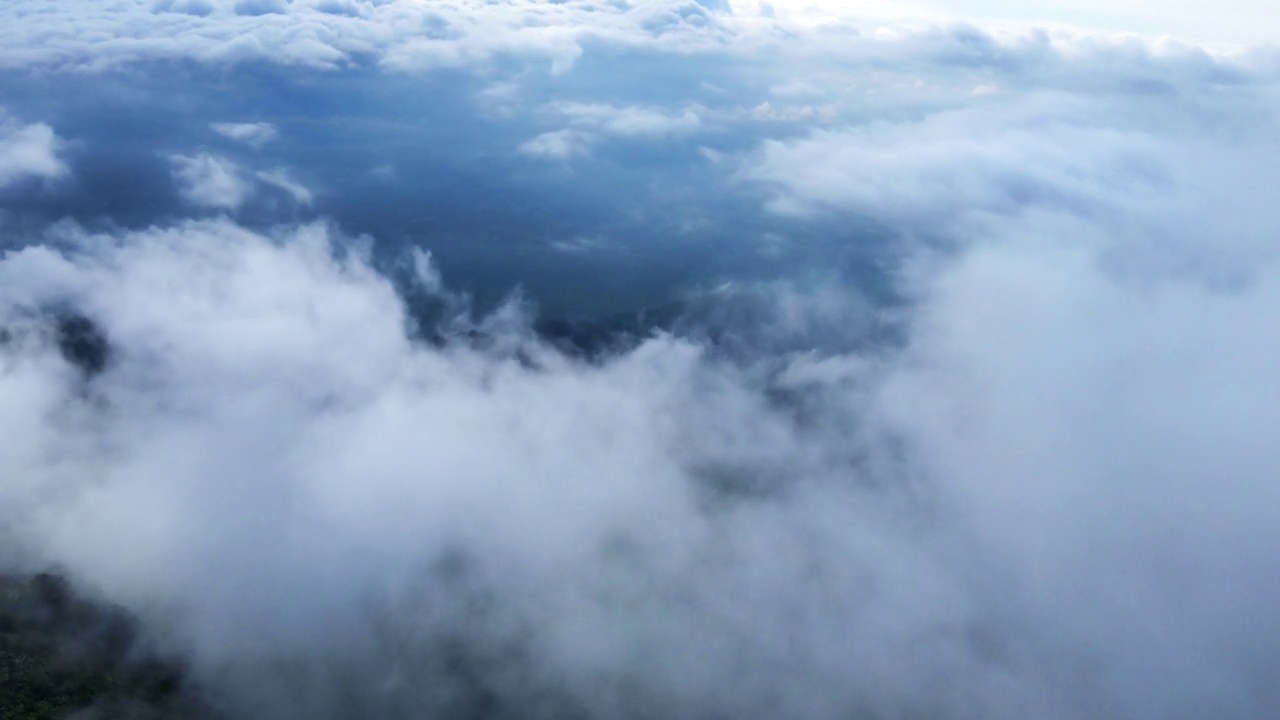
[{"xmin": 0, "ymin": 573, "xmax": 213, "ymax": 720}]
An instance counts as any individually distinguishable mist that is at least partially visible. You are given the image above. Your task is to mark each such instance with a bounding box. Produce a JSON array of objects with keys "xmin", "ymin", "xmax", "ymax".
[
  {"xmin": 2, "ymin": 1, "xmax": 1280, "ymax": 719},
  {"xmin": 1, "ymin": 212, "xmax": 1277, "ymax": 719}
]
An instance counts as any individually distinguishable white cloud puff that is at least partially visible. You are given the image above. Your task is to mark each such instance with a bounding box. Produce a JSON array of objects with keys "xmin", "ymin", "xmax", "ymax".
[
  {"xmin": 170, "ymin": 152, "xmax": 252, "ymax": 209},
  {"xmin": 0, "ymin": 112, "xmax": 67, "ymax": 188}
]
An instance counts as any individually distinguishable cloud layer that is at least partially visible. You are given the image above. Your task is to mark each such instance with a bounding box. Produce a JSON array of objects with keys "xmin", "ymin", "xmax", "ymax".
[
  {"xmin": 1, "ymin": 2, "xmax": 1279, "ymax": 719},
  {"xmin": 2, "ymin": 200, "xmax": 1279, "ymax": 717},
  {"xmin": 2, "ymin": 0, "xmax": 1275, "ymax": 75}
]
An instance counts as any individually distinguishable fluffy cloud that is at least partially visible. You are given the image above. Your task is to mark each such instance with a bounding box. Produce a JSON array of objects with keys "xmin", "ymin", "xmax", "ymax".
[
  {"xmin": 873, "ymin": 0, "xmax": 1280, "ymax": 46},
  {"xmin": 743, "ymin": 79, "xmax": 1280, "ymax": 288},
  {"xmin": 0, "ymin": 112, "xmax": 67, "ymax": 188},
  {"xmin": 0, "ymin": 0, "xmax": 723, "ymax": 71},
  {"xmin": 153, "ymin": 0, "xmax": 216, "ymax": 16},
  {"xmin": 0, "ymin": 220, "xmax": 969, "ymax": 717},
  {"xmin": 233, "ymin": 0, "xmax": 290, "ymax": 16},
  {"xmin": 1, "ymin": 205, "xmax": 1278, "ymax": 717},
  {"xmin": 170, "ymin": 152, "xmax": 251, "ymax": 209},
  {"xmin": 2, "ymin": 1, "xmax": 1280, "ymax": 718},
  {"xmin": 875, "ymin": 232, "xmax": 1280, "ymax": 720},
  {"xmin": 1, "ymin": 0, "xmax": 1272, "ymax": 76},
  {"xmin": 744, "ymin": 99, "xmax": 1174, "ymax": 220},
  {"xmin": 170, "ymin": 152, "xmax": 312, "ymax": 210}
]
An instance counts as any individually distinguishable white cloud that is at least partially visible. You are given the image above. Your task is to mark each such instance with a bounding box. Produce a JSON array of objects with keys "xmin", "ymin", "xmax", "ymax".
[
  {"xmin": 153, "ymin": 0, "xmax": 216, "ymax": 16},
  {"xmin": 0, "ymin": 220, "xmax": 990, "ymax": 716},
  {"xmin": 1, "ymin": 212, "xmax": 1279, "ymax": 717},
  {"xmin": 741, "ymin": 0, "xmax": 1280, "ymax": 47},
  {"xmin": 742, "ymin": 86, "xmax": 1280, "ymax": 264},
  {"xmin": 233, "ymin": 0, "xmax": 289, "ymax": 16},
  {"xmin": 312, "ymin": 0, "xmax": 364, "ymax": 18},
  {"xmin": 749, "ymin": 100, "xmax": 838, "ymax": 123},
  {"xmin": 2, "ymin": 1, "xmax": 1280, "ymax": 718},
  {"xmin": 744, "ymin": 105, "xmax": 1154, "ymax": 220},
  {"xmin": 0, "ymin": 0, "xmax": 1270, "ymax": 77},
  {"xmin": 170, "ymin": 152, "xmax": 251, "ymax": 209},
  {"xmin": 255, "ymin": 167, "xmax": 313, "ymax": 204},
  {"xmin": 211, "ymin": 121, "xmax": 279, "ymax": 147},
  {"xmin": 871, "ymin": 229, "xmax": 1280, "ymax": 719},
  {"xmin": 518, "ymin": 128, "xmax": 592, "ymax": 159},
  {"xmin": 0, "ymin": 112, "xmax": 67, "ymax": 188},
  {"xmin": 547, "ymin": 101, "xmax": 704, "ymax": 138},
  {"xmin": 170, "ymin": 153, "xmax": 315, "ymax": 209},
  {"xmin": 520, "ymin": 102, "xmax": 704, "ymax": 159}
]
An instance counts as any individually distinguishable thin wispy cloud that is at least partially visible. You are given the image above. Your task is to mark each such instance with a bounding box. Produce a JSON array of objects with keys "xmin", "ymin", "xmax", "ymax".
[{"xmin": 211, "ymin": 121, "xmax": 279, "ymax": 147}]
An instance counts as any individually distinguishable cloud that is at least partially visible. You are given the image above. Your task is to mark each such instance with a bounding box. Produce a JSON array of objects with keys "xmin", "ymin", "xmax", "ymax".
[
  {"xmin": 169, "ymin": 152, "xmax": 251, "ymax": 209},
  {"xmin": 518, "ymin": 128, "xmax": 592, "ymax": 160},
  {"xmin": 749, "ymin": 100, "xmax": 838, "ymax": 123},
  {"xmin": 739, "ymin": 85, "xmax": 1280, "ymax": 312},
  {"xmin": 312, "ymin": 0, "xmax": 364, "ymax": 19},
  {"xmin": 0, "ymin": 0, "xmax": 1267, "ymax": 78},
  {"xmin": 233, "ymin": 0, "xmax": 290, "ymax": 17},
  {"xmin": 1, "ymin": 211, "xmax": 1279, "ymax": 718},
  {"xmin": 743, "ymin": 98, "xmax": 1171, "ymax": 221},
  {"xmin": 152, "ymin": 0, "xmax": 216, "ymax": 16},
  {"xmin": 2, "ymin": 1, "xmax": 1280, "ymax": 718},
  {"xmin": 255, "ymin": 167, "xmax": 313, "ymax": 204},
  {"xmin": 548, "ymin": 101, "xmax": 705, "ymax": 138},
  {"xmin": 211, "ymin": 121, "xmax": 279, "ymax": 147},
  {"xmin": 0, "ymin": 0, "xmax": 718, "ymax": 72},
  {"xmin": 866, "ymin": 0, "xmax": 1280, "ymax": 46},
  {"xmin": 519, "ymin": 103, "xmax": 704, "ymax": 159},
  {"xmin": 169, "ymin": 153, "xmax": 314, "ymax": 213},
  {"xmin": 0, "ymin": 220, "xmax": 984, "ymax": 717},
  {"xmin": 872, "ymin": 230, "xmax": 1280, "ymax": 720},
  {"xmin": 0, "ymin": 112, "xmax": 67, "ymax": 188}
]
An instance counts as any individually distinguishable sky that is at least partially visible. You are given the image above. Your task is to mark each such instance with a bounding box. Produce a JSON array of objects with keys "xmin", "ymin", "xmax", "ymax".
[{"xmin": 1, "ymin": 2, "xmax": 1279, "ymax": 719}]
